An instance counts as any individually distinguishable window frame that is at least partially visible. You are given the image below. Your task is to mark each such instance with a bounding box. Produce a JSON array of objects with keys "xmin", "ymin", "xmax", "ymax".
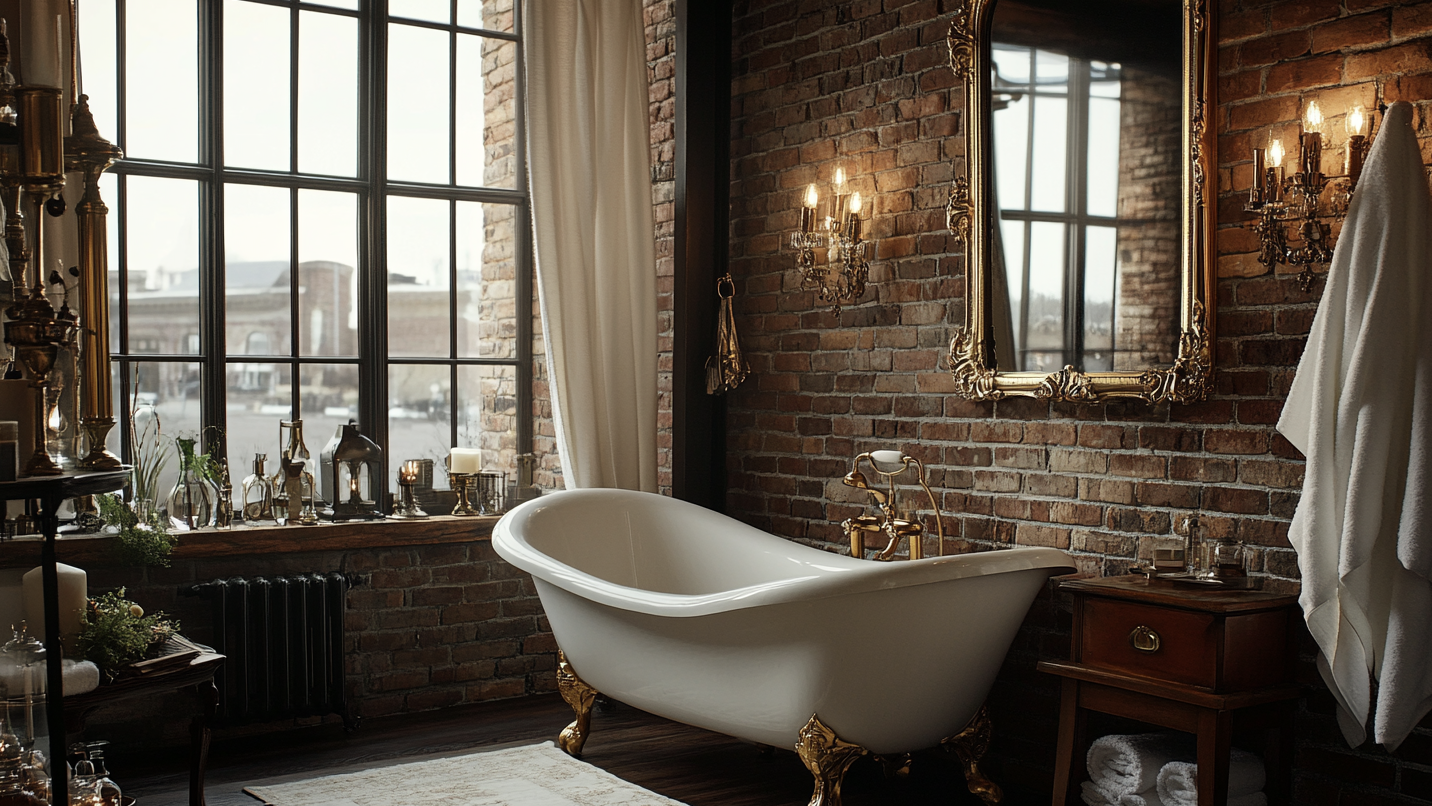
[{"xmin": 103, "ymin": 0, "xmax": 534, "ymax": 505}]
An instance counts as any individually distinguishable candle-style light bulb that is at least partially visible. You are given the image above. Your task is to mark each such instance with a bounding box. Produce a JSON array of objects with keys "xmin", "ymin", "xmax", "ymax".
[
  {"xmin": 800, "ymin": 183, "xmax": 818, "ymax": 232},
  {"xmin": 1305, "ymin": 101, "xmax": 1323, "ymax": 132},
  {"xmin": 834, "ymin": 167, "xmax": 846, "ymax": 190},
  {"xmin": 1269, "ymin": 138, "xmax": 1284, "ymax": 168},
  {"xmin": 1347, "ymin": 106, "xmax": 1366, "ymax": 136},
  {"xmin": 805, "ymin": 184, "xmax": 819, "ymax": 208},
  {"xmin": 850, "ymin": 192, "xmax": 862, "ymax": 214}
]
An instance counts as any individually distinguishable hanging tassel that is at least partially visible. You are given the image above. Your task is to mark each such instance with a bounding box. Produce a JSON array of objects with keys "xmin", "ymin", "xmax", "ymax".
[{"xmin": 705, "ymin": 273, "xmax": 749, "ymax": 395}]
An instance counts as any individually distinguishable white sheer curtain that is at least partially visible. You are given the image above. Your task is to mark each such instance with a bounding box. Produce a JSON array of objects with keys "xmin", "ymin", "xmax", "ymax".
[{"xmin": 522, "ymin": 0, "xmax": 658, "ymax": 492}]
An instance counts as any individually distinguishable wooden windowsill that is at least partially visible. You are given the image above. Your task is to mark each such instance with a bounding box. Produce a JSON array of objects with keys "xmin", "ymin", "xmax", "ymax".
[{"xmin": 0, "ymin": 515, "xmax": 500, "ymax": 568}]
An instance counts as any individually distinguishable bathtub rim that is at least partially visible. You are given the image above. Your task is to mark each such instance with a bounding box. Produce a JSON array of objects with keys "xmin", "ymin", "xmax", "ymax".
[{"xmin": 493, "ymin": 489, "xmax": 1075, "ymax": 618}]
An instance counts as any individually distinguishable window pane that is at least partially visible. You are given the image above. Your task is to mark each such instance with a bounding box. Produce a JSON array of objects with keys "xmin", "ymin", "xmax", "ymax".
[
  {"xmin": 457, "ymin": 363, "xmax": 517, "ymax": 475},
  {"xmin": 1084, "ymin": 225, "xmax": 1118, "ymax": 371},
  {"xmin": 308, "ymin": 0, "xmax": 358, "ymax": 10},
  {"xmin": 388, "ymin": 364, "xmax": 453, "ymax": 489},
  {"xmin": 300, "ymin": 362, "xmax": 361, "ymax": 502},
  {"xmin": 299, "ymin": 11, "xmax": 359, "ymax": 177},
  {"xmin": 1030, "ymin": 96, "xmax": 1067, "ymax": 213},
  {"xmin": 993, "ymin": 94, "xmax": 1029, "ymax": 211},
  {"xmin": 298, "ymin": 190, "xmax": 358, "ymax": 357},
  {"xmin": 1025, "ymin": 221, "xmax": 1065, "ymax": 372},
  {"xmin": 991, "ymin": 44, "xmax": 1030, "ymax": 85},
  {"xmin": 390, "ymin": 0, "xmax": 450, "ymax": 24},
  {"xmin": 388, "ymin": 196, "xmax": 451, "ymax": 357},
  {"xmin": 125, "ymin": 176, "xmax": 201, "ymax": 353},
  {"xmin": 1087, "ymin": 96, "xmax": 1121, "ymax": 218},
  {"xmin": 126, "ymin": 0, "xmax": 199, "ymax": 162},
  {"xmin": 102, "ymin": 173, "xmax": 120, "ymax": 349},
  {"xmin": 225, "ymin": 0, "xmax": 291, "ymax": 170},
  {"xmin": 1035, "ymin": 50, "xmax": 1069, "ymax": 88},
  {"xmin": 998, "ymin": 218, "xmax": 1026, "ymax": 363},
  {"xmin": 456, "ymin": 202, "xmax": 516, "ymax": 359},
  {"xmin": 456, "ymin": 36, "xmax": 517, "ymax": 189},
  {"xmin": 83, "ymin": 0, "xmax": 120, "ymax": 141},
  {"xmin": 459, "ymin": 0, "xmax": 514, "ymax": 32},
  {"xmin": 226, "ymin": 184, "xmax": 293, "ymax": 362},
  {"xmin": 387, "ymin": 24, "xmax": 451, "ymax": 183},
  {"xmin": 128, "ymin": 360, "xmax": 203, "ymax": 504}
]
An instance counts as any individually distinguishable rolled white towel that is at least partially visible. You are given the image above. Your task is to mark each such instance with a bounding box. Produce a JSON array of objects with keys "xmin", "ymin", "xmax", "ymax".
[
  {"xmin": 62, "ymin": 659, "xmax": 101, "ymax": 696},
  {"xmin": 1155, "ymin": 750, "xmax": 1267, "ymax": 806},
  {"xmin": 1083, "ymin": 781, "xmax": 1172, "ymax": 806},
  {"xmin": 1087, "ymin": 733, "xmax": 1194, "ymax": 797}
]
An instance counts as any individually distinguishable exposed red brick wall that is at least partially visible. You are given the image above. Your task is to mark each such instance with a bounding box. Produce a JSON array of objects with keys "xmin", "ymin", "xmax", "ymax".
[{"xmin": 727, "ymin": 0, "xmax": 1432, "ymax": 802}]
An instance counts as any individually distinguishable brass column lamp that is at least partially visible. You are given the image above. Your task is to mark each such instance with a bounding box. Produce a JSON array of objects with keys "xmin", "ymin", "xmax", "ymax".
[
  {"xmin": 66, "ymin": 96, "xmax": 123, "ymax": 470},
  {"xmin": 2, "ymin": 77, "xmax": 76, "ymax": 476}
]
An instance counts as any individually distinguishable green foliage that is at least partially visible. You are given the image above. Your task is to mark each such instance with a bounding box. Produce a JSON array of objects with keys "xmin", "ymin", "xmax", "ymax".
[
  {"xmin": 95, "ymin": 492, "xmax": 178, "ymax": 567},
  {"xmin": 77, "ymin": 588, "xmax": 177, "ymax": 677},
  {"xmin": 127, "ymin": 395, "xmax": 169, "ymax": 507}
]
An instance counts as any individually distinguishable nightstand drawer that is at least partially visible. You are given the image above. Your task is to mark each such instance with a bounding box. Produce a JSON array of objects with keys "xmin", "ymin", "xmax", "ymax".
[{"xmin": 1080, "ymin": 598, "xmax": 1217, "ymax": 688}]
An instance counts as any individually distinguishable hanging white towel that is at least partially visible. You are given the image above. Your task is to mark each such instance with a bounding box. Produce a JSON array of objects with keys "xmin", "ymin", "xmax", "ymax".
[{"xmin": 1276, "ymin": 101, "xmax": 1432, "ymax": 751}]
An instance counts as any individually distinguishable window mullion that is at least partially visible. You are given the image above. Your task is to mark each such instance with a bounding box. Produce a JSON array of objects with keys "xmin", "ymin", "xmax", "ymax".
[
  {"xmin": 200, "ymin": 0, "xmax": 229, "ymax": 457},
  {"xmin": 359, "ymin": 0, "xmax": 391, "ymax": 506}
]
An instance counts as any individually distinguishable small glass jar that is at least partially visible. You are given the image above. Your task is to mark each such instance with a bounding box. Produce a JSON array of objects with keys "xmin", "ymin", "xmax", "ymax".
[
  {"xmin": 241, "ymin": 453, "xmax": 275, "ymax": 524},
  {"xmin": 1212, "ymin": 538, "xmax": 1247, "ymax": 578}
]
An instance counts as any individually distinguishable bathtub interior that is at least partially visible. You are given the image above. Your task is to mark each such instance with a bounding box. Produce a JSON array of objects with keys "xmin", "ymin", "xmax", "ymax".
[{"xmin": 516, "ymin": 490, "xmax": 867, "ymax": 595}]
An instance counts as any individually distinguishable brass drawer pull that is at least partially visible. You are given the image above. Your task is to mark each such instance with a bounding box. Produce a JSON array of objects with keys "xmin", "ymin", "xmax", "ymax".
[{"xmin": 1129, "ymin": 625, "xmax": 1161, "ymax": 653}]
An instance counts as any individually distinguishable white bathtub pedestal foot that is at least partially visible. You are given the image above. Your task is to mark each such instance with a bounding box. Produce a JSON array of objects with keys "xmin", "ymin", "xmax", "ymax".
[
  {"xmin": 941, "ymin": 704, "xmax": 1002, "ymax": 805},
  {"xmin": 556, "ymin": 650, "xmax": 598, "ymax": 757},
  {"xmin": 794, "ymin": 714, "xmax": 868, "ymax": 806}
]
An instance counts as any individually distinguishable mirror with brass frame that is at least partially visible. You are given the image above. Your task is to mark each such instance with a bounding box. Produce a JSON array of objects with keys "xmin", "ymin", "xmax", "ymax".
[{"xmin": 945, "ymin": 0, "xmax": 1215, "ymax": 403}]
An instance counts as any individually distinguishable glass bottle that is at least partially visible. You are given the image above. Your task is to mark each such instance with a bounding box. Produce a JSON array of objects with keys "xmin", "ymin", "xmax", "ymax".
[
  {"xmin": 165, "ymin": 437, "xmax": 215, "ymax": 531},
  {"xmin": 241, "ymin": 453, "xmax": 275, "ymax": 523},
  {"xmin": 0, "ymin": 626, "xmax": 45, "ymax": 752},
  {"xmin": 85, "ymin": 742, "xmax": 121, "ymax": 806},
  {"xmin": 1213, "ymin": 537, "xmax": 1247, "ymax": 578}
]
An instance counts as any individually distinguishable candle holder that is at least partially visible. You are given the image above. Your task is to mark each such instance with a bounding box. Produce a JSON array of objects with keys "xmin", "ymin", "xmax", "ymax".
[
  {"xmin": 790, "ymin": 170, "xmax": 874, "ymax": 315},
  {"xmin": 475, "ymin": 471, "xmax": 506, "ymax": 516},
  {"xmin": 391, "ymin": 460, "xmax": 429, "ymax": 519},
  {"xmin": 1246, "ymin": 102, "xmax": 1375, "ymax": 291},
  {"xmin": 449, "ymin": 473, "xmax": 479, "ymax": 516}
]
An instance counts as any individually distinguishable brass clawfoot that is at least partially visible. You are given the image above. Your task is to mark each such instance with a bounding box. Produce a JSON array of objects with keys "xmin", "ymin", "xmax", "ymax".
[
  {"xmin": 556, "ymin": 650, "xmax": 598, "ymax": 757},
  {"xmin": 795, "ymin": 714, "xmax": 868, "ymax": 806},
  {"xmin": 941, "ymin": 704, "xmax": 1002, "ymax": 805}
]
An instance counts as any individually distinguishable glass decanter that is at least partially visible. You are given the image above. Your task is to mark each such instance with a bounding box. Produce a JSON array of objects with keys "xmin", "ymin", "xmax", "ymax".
[
  {"xmin": 241, "ymin": 453, "xmax": 275, "ymax": 523},
  {"xmin": 0, "ymin": 626, "xmax": 45, "ymax": 752},
  {"xmin": 165, "ymin": 437, "xmax": 216, "ymax": 531}
]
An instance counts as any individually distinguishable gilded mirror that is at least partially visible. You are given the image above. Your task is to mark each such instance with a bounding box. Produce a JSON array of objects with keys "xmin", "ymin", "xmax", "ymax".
[{"xmin": 946, "ymin": 0, "xmax": 1215, "ymax": 403}]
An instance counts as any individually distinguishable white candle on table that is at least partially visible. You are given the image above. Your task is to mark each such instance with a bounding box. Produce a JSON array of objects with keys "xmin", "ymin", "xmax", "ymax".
[
  {"xmin": 21, "ymin": 561, "xmax": 87, "ymax": 648},
  {"xmin": 449, "ymin": 448, "xmax": 482, "ymax": 475}
]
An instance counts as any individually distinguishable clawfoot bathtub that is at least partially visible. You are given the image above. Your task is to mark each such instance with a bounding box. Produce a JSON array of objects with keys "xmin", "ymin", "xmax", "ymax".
[{"xmin": 493, "ymin": 489, "xmax": 1074, "ymax": 805}]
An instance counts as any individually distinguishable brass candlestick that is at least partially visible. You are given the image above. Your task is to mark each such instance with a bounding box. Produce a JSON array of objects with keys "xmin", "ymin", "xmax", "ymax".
[{"xmin": 449, "ymin": 473, "xmax": 478, "ymax": 516}]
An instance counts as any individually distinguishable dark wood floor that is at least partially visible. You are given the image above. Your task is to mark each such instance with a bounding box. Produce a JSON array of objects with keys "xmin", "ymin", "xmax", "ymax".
[{"xmin": 117, "ymin": 694, "xmax": 995, "ymax": 806}]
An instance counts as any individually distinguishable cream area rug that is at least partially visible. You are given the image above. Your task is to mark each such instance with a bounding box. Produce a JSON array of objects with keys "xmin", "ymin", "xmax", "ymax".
[{"xmin": 244, "ymin": 741, "xmax": 686, "ymax": 806}]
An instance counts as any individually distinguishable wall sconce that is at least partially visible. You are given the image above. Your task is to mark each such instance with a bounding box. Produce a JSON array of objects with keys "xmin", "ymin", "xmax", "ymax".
[
  {"xmin": 1246, "ymin": 101, "xmax": 1374, "ymax": 291},
  {"xmin": 790, "ymin": 167, "xmax": 873, "ymax": 315}
]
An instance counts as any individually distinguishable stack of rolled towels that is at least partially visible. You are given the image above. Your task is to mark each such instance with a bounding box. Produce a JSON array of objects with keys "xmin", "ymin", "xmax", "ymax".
[{"xmin": 1081, "ymin": 733, "xmax": 1267, "ymax": 806}]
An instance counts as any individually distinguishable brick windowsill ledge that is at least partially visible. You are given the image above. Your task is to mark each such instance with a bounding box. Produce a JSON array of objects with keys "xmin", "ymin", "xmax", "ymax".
[{"xmin": 0, "ymin": 515, "xmax": 501, "ymax": 568}]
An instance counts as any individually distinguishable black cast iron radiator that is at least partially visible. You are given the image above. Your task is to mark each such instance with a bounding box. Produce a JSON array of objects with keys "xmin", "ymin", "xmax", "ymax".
[{"xmin": 183, "ymin": 573, "xmax": 360, "ymax": 730}]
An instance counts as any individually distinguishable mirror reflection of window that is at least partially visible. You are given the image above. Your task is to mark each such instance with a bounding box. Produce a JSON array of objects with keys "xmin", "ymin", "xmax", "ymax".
[{"xmin": 992, "ymin": 44, "xmax": 1123, "ymax": 373}]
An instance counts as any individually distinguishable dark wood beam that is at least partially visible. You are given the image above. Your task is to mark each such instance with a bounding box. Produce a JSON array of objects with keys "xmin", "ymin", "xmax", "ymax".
[{"xmin": 672, "ymin": 0, "xmax": 733, "ymax": 510}]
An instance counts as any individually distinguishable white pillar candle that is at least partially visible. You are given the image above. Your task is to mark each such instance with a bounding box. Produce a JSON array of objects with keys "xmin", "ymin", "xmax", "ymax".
[
  {"xmin": 20, "ymin": 5, "xmax": 65, "ymax": 88},
  {"xmin": 449, "ymin": 448, "xmax": 482, "ymax": 475},
  {"xmin": 21, "ymin": 562, "xmax": 87, "ymax": 651}
]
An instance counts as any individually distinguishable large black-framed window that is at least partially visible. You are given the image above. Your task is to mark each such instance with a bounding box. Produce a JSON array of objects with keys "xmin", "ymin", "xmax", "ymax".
[
  {"xmin": 84, "ymin": 0, "xmax": 532, "ymax": 502},
  {"xmin": 991, "ymin": 43, "xmax": 1122, "ymax": 373}
]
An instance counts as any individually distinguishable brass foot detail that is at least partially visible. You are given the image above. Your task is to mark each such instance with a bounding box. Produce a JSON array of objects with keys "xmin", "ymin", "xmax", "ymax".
[
  {"xmin": 556, "ymin": 650, "xmax": 598, "ymax": 757},
  {"xmin": 795, "ymin": 714, "xmax": 868, "ymax": 806},
  {"xmin": 876, "ymin": 752, "xmax": 911, "ymax": 779},
  {"xmin": 941, "ymin": 704, "xmax": 1002, "ymax": 805}
]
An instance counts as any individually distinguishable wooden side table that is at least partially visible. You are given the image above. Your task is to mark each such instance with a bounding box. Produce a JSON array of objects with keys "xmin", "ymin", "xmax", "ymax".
[
  {"xmin": 66, "ymin": 652, "xmax": 225, "ymax": 806},
  {"xmin": 1038, "ymin": 576, "xmax": 1301, "ymax": 806}
]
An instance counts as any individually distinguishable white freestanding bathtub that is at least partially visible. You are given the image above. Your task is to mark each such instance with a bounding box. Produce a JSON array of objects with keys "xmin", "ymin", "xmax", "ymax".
[{"xmin": 493, "ymin": 489, "xmax": 1073, "ymax": 804}]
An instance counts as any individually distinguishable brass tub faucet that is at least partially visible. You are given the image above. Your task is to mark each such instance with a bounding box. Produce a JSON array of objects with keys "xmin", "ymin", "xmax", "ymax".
[{"xmin": 841, "ymin": 450, "xmax": 945, "ymax": 561}]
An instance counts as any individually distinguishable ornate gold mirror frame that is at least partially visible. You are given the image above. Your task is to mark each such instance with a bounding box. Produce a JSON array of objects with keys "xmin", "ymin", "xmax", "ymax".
[{"xmin": 945, "ymin": 0, "xmax": 1216, "ymax": 404}]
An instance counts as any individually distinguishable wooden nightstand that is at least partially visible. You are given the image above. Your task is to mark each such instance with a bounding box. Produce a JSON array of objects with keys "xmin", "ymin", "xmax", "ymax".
[{"xmin": 1038, "ymin": 575, "xmax": 1301, "ymax": 806}]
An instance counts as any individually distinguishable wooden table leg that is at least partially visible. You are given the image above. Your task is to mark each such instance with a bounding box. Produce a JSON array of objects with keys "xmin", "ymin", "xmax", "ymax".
[
  {"xmin": 1261, "ymin": 701, "xmax": 1295, "ymax": 805},
  {"xmin": 189, "ymin": 678, "xmax": 219, "ymax": 806},
  {"xmin": 1052, "ymin": 678, "xmax": 1087, "ymax": 806},
  {"xmin": 1195, "ymin": 709, "xmax": 1232, "ymax": 806}
]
